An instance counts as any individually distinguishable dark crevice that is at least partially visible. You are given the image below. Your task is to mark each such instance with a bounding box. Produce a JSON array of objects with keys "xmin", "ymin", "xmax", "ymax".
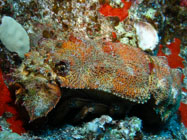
[{"xmin": 22, "ymin": 88, "xmax": 164, "ymax": 134}]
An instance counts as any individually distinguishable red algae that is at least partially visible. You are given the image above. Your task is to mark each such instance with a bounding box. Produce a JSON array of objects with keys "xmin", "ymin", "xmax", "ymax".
[
  {"xmin": 69, "ymin": 34, "xmax": 82, "ymax": 43},
  {"xmin": 148, "ymin": 62, "xmax": 154, "ymax": 74},
  {"xmin": 0, "ymin": 70, "xmax": 25, "ymax": 134},
  {"xmin": 0, "ymin": 71, "xmax": 12, "ymax": 116},
  {"xmin": 180, "ymin": 0, "xmax": 187, "ymax": 7},
  {"xmin": 182, "ymin": 88, "xmax": 187, "ymax": 92},
  {"xmin": 181, "ymin": 74, "xmax": 187, "ymax": 92},
  {"xmin": 179, "ymin": 102, "xmax": 187, "ymax": 127},
  {"xmin": 112, "ymin": 32, "xmax": 117, "ymax": 39},
  {"xmin": 6, "ymin": 116, "xmax": 26, "ymax": 134},
  {"xmin": 99, "ymin": 0, "xmax": 131, "ymax": 21},
  {"xmin": 181, "ymin": 74, "xmax": 185, "ymax": 83},
  {"xmin": 157, "ymin": 38, "xmax": 184, "ymax": 69}
]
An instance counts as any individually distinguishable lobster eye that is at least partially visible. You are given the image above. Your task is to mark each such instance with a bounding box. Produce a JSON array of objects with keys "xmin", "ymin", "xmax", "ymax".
[{"xmin": 55, "ymin": 60, "xmax": 70, "ymax": 76}]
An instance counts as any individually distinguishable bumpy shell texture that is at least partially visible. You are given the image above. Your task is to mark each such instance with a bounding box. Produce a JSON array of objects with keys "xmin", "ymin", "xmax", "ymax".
[{"xmin": 14, "ymin": 39, "xmax": 181, "ymax": 122}]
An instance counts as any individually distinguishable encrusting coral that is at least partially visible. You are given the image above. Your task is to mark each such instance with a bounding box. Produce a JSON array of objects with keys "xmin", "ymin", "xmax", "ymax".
[{"xmin": 12, "ymin": 37, "xmax": 182, "ymax": 124}]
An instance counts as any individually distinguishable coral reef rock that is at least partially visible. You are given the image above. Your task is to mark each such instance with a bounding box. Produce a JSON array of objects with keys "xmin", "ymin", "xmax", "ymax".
[{"xmin": 0, "ymin": 115, "xmax": 142, "ymax": 140}]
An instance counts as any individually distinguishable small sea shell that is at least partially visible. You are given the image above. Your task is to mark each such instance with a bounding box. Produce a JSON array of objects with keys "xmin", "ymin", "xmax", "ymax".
[{"xmin": 134, "ymin": 21, "xmax": 158, "ymax": 51}]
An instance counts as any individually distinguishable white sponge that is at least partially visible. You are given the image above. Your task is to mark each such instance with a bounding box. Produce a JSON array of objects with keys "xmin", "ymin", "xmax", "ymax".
[{"xmin": 0, "ymin": 16, "xmax": 30, "ymax": 58}]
